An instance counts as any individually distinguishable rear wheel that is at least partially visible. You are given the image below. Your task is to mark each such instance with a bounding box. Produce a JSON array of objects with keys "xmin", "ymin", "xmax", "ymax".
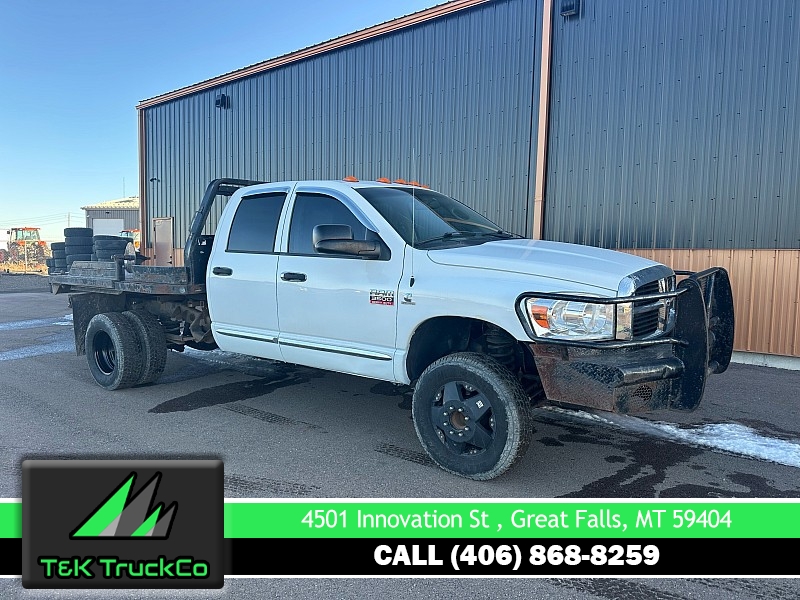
[
  {"xmin": 412, "ymin": 352, "xmax": 534, "ymax": 480},
  {"xmin": 85, "ymin": 313, "xmax": 144, "ymax": 390},
  {"xmin": 122, "ymin": 310, "xmax": 167, "ymax": 384}
]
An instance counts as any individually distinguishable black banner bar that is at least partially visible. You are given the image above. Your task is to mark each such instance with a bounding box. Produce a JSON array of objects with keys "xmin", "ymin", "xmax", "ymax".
[
  {"xmin": 4, "ymin": 538, "xmax": 797, "ymax": 577},
  {"xmin": 0, "ymin": 539, "xmax": 21, "ymax": 576},
  {"xmin": 228, "ymin": 538, "xmax": 798, "ymax": 576}
]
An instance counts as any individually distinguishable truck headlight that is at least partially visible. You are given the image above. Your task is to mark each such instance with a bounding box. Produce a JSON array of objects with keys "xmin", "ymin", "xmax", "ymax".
[{"xmin": 523, "ymin": 297, "xmax": 623, "ymax": 341}]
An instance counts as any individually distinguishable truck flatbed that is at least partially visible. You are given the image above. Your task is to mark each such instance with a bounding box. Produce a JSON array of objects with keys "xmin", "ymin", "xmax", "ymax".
[{"xmin": 49, "ymin": 261, "xmax": 205, "ymax": 296}]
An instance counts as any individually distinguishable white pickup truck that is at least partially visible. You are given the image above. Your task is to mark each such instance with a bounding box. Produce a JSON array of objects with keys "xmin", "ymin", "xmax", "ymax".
[{"xmin": 50, "ymin": 178, "xmax": 735, "ymax": 480}]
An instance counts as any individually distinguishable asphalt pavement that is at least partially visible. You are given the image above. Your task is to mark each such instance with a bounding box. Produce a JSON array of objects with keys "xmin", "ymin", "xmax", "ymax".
[{"xmin": 1, "ymin": 281, "xmax": 798, "ymax": 599}]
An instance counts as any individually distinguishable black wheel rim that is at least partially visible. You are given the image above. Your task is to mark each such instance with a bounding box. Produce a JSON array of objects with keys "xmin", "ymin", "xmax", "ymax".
[
  {"xmin": 430, "ymin": 381, "xmax": 496, "ymax": 457},
  {"xmin": 93, "ymin": 331, "xmax": 116, "ymax": 375}
]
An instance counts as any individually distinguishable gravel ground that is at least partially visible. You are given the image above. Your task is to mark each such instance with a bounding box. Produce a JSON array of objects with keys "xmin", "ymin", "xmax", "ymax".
[{"xmin": 0, "ymin": 273, "xmax": 50, "ymax": 293}]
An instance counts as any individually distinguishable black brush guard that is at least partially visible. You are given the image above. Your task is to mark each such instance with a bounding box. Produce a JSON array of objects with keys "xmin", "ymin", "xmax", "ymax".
[{"xmin": 518, "ymin": 268, "xmax": 735, "ymax": 413}]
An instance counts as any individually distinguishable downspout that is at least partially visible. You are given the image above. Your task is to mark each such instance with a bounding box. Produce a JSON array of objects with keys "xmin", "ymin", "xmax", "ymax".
[
  {"xmin": 137, "ymin": 108, "xmax": 148, "ymax": 250},
  {"xmin": 532, "ymin": 0, "xmax": 554, "ymax": 240}
]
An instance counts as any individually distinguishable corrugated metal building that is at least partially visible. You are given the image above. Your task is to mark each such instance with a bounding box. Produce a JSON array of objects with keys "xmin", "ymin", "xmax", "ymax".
[
  {"xmin": 136, "ymin": 0, "xmax": 799, "ymax": 358},
  {"xmin": 81, "ymin": 197, "xmax": 140, "ymax": 234}
]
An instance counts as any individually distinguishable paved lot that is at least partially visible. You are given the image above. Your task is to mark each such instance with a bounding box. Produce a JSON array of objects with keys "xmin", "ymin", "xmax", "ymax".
[{"xmin": 1, "ymin": 286, "xmax": 798, "ymax": 598}]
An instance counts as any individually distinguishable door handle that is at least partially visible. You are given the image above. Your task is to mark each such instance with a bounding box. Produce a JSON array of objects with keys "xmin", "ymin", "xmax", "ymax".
[
  {"xmin": 280, "ymin": 272, "xmax": 307, "ymax": 282},
  {"xmin": 212, "ymin": 266, "xmax": 233, "ymax": 276}
]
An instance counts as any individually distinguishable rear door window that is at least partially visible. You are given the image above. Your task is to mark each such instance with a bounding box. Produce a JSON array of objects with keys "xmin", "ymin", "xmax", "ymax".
[{"xmin": 226, "ymin": 192, "xmax": 287, "ymax": 253}]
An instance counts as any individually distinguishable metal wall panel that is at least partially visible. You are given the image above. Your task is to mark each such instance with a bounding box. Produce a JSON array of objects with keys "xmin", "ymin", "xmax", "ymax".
[
  {"xmin": 143, "ymin": 0, "xmax": 541, "ymax": 247},
  {"xmin": 623, "ymin": 249, "xmax": 800, "ymax": 357},
  {"xmin": 84, "ymin": 209, "xmax": 139, "ymax": 230},
  {"xmin": 546, "ymin": 0, "xmax": 800, "ymax": 250}
]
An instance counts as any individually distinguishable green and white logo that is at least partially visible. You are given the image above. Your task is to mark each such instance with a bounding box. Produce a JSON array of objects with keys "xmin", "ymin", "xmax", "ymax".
[{"xmin": 70, "ymin": 472, "xmax": 177, "ymax": 539}]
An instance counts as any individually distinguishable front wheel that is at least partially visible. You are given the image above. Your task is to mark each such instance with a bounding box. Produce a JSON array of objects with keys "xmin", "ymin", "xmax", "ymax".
[{"xmin": 412, "ymin": 352, "xmax": 534, "ymax": 480}]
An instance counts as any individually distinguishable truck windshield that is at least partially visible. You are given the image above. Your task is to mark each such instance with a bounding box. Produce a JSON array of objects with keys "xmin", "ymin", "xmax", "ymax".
[{"xmin": 356, "ymin": 187, "xmax": 512, "ymax": 248}]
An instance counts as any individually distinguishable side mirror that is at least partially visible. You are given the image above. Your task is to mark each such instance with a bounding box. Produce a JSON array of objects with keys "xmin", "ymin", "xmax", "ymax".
[{"xmin": 313, "ymin": 224, "xmax": 381, "ymax": 259}]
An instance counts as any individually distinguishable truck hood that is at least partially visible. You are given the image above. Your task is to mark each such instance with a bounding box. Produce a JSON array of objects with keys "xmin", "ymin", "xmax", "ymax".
[{"xmin": 426, "ymin": 239, "xmax": 665, "ymax": 294}]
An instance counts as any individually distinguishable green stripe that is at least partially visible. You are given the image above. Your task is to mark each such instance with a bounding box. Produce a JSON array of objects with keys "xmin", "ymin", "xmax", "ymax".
[
  {"xmin": 3, "ymin": 501, "xmax": 800, "ymax": 540},
  {"xmin": 223, "ymin": 502, "xmax": 800, "ymax": 539},
  {"xmin": 0, "ymin": 504, "xmax": 20, "ymax": 538}
]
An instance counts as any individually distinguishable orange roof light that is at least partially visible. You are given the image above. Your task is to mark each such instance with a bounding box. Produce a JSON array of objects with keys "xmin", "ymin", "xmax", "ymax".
[
  {"xmin": 376, "ymin": 177, "xmax": 391, "ymax": 183},
  {"xmin": 409, "ymin": 180, "xmax": 421, "ymax": 186},
  {"xmin": 393, "ymin": 178, "xmax": 408, "ymax": 184},
  {"xmin": 343, "ymin": 175, "xmax": 359, "ymax": 182}
]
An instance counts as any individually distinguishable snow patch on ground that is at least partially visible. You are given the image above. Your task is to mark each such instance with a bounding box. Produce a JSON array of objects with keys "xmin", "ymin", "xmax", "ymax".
[
  {"xmin": 546, "ymin": 407, "xmax": 800, "ymax": 469},
  {"xmin": 0, "ymin": 340, "xmax": 73, "ymax": 361}
]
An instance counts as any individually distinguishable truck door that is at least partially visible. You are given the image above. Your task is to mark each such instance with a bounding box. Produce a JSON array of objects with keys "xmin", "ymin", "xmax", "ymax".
[
  {"xmin": 276, "ymin": 187, "xmax": 403, "ymax": 380},
  {"xmin": 207, "ymin": 187, "xmax": 290, "ymax": 361}
]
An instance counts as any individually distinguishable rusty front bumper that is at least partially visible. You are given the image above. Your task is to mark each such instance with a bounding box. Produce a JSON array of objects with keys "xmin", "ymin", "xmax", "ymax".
[{"xmin": 525, "ymin": 268, "xmax": 735, "ymax": 413}]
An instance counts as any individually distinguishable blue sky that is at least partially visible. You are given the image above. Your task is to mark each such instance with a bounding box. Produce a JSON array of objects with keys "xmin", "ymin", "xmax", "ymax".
[{"xmin": 0, "ymin": 0, "xmax": 439, "ymax": 241}]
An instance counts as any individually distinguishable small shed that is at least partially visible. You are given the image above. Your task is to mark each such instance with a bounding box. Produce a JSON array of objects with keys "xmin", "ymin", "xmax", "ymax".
[{"xmin": 81, "ymin": 197, "xmax": 140, "ymax": 236}]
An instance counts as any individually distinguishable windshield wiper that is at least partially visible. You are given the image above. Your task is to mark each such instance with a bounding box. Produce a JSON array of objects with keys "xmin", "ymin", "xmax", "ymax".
[
  {"xmin": 416, "ymin": 231, "xmax": 477, "ymax": 247},
  {"xmin": 479, "ymin": 230, "xmax": 523, "ymax": 239}
]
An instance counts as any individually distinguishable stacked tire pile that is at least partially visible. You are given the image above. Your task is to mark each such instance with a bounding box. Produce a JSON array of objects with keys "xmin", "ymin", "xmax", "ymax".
[
  {"xmin": 46, "ymin": 242, "xmax": 67, "ymax": 273},
  {"xmin": 63, "ymin": 227, "xmax": 94, "ymax": 269},
  {"xmin": 92, "ymin": 236, "xmax": 131, "ymax": 262}
]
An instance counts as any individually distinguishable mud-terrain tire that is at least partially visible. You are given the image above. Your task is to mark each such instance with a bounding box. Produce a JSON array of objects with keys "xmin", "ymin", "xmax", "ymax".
[
  {"xmin": 64, "ymin": 227, "xmax": 93, "ymax": 238},
  {"xmin": 85, "ymin": 312, "xmax": 144, "ymax": 390},
  {"xmin": 412, "ymin": 352, "xmax": 534, "ymax": 480},
  {"xmin": 64, "ymin": 236, "xmax": 91, "ymax": 245},
  {"xmin": 122, "ymin": 310, "xmax": 167, "ymax": 384},
  {"xmin": 66, "ymin": 254, "xmax": 92, "ymax": 266},
  {"xmin": 64, "ymin": 243, "xmax": 94, "ymax": 254},
  {"xmin": 94, "ymin": 240, "xmax": 129, "ymax": 251}
]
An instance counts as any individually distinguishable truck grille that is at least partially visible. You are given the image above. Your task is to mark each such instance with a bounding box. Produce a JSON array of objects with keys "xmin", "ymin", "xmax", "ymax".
[{"xmin": 632, "ymin": 279, "xmax": 672, "ymax": 339}]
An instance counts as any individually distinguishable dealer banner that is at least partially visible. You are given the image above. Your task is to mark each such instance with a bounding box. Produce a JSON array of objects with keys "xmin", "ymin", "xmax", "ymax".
[{"xmin": 2, "ymin": 498, "xmax": 800, "ymax": 578}]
